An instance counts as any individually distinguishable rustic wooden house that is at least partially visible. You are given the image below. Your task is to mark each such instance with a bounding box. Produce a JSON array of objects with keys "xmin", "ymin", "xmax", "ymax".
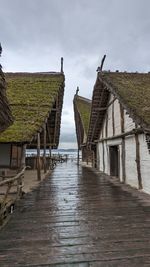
[
  {"xmin": 73, "ymin": 92, "xmax": 91, "ymax": 162},
  {"xmin": 0, "ymin": 45, "xmax": 13, "ymax": 132},
  {"xmin": 87, "ymin": 70, "xmax": 150, "ymax": 194},
  {"xmin": 0, "ymin": 67, "xmax": 65, "ymax": 179}
]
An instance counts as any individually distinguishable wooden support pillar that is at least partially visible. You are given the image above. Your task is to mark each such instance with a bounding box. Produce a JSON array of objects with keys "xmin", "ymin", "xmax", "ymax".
[
  {"xmin": 121, "ymin": 137, "xmax": 126, "ymax": 183},
  {"xmin": 37, "ymin": 132, "xmax": 41, "ymax": 181},
  {"xmin": 61, "ymin": 57, "xmax": 64, "ymax": 73},
  {"xmin": 102, "ymin": 141, "xmax": 105, "ymax": 172},
  {"xmin": 135, "ymin": 133, "xmax": 142, "ymax": 189},
  {"xmin": 43, "ymin": 124, "xmax": 47, "ymax": 173},
  {"xmin": 92, "ymin": 150, "xmax": 94, "ymax": 168},
  {"xmin": 20, "ymin": 144, "xmax": 26, "ymax": 169},
  {"xmin": 120, "ymin": 104, "xmax": 126, "ymax": 183},
  {"xmin": 112, "ymin": 101, "xmax": 115, "ymax": 136},
  {"xmin": 105, "ymin": 113, "xmax": 108, "ymax": 138},
  {"xmin": 77, "ymin": 148, "xmax": 80, "ymax": 165},
  {"xmin": 49, "ymin": 146, "xmax": 52, "ymax": 157}
]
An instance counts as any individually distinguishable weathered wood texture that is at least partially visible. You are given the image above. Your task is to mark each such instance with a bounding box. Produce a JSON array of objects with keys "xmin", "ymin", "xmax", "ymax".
[
  {"xmin": 43, "ymin": 123, "xmax": 47, "ymax": 173},
  {"xmin": 135, "ymin": 133, "xmax": 142, "ymax": 189},
  {"xmin": 0, "ymin": 167, "xmax": 26, "ymax": 225},
  {"xmin": 37, "ymin": 132, "xmax": 41, "ymax": 181},
  {"xmin": 0, "ymin": 161, "xmax": 150, "ymax": 266}
]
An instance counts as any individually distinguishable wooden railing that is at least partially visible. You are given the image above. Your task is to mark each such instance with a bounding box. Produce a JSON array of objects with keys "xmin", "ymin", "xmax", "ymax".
[
  {"xmin": 25, "ymin": 155, "xmax": 68, "ymax": 170},
  {"xmin": 0, "ymin": 167, "xmax": 26, "ymax": 225}
]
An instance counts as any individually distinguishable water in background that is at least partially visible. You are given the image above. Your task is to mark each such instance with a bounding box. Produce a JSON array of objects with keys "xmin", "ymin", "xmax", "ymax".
[{"xmin": 26, "ymin": 149, "xmax": 80, "ymax": 160}]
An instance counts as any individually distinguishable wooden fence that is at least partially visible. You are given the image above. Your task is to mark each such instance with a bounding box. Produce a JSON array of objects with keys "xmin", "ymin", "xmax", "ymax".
[{"xmin": 0, "ymin": 167, "xmax": 26, "ymax": 226}]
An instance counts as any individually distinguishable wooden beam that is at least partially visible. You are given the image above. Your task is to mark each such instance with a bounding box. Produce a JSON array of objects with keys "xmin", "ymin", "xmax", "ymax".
[
  {"xmin": 105, "ymin": 113, "xmax": 108, "ymax": 138},
  {"xmin": 37, "ymin": 132, "xmax": 41, "ymax": 181},
  {"xmin": 95, "ymin": 128, "xmax": 144, "ymax": 143},
  {"xmin": 107, "ymin": 97, "xmax": 117, "ymax": 108},
  {"xmin": 61, "ymin": 57, "xmax": 64, "ymax": 73},
  {"xmin": 77, "ymin": 148, "xmax": 80, "ymax": 165},
  {"xmin": 89, "ymin": 84, "xmax": 106, "ymax": 143},
  {"xmin": 97, "ymin": 54, "xmax": 106, "ymax": 71},
  {"xmin": 53, "ymin": 98, "xmax": 58, "ymax": 146},
  {"xmin": 119, "ymin": 103, "xmax": 126, "ymax": 182},
  {"xmin": 102, "ymin": 141, "xmax": 105, "ymax": 172},
  {"xmin": 135, "ymin": 133, "xmax": 142, "ymax": 189},
  {"xmin": 43, "ymin": 124, "xmax": 47, "ymax": 174},
  {"xmin": 49, "ymin": 146, "xmax": 52, "ymax": 157},
  {"xmin": 20, "ymin": 144, "xmax": 26, "ymax": 169},
  {"xmin": 121, "ymin": 137, "xmax": 126, "ymax": 183},
  {"xmin": 120, "ymin": 104, "xmax": 124, "ymax": 133},
  {"xmin": 112, "ymin": 101, "xmax": 115, "ymax": 136}
]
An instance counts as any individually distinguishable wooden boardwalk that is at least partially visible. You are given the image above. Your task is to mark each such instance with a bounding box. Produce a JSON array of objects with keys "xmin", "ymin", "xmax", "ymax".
[{"xmin": 0, "ymin": 161, "xmax": 150, "ymax": 266}]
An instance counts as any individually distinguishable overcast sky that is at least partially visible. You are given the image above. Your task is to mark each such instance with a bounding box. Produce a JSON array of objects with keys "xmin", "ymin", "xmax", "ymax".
[{"xmin": 0, "ymin": 0, "xmax": 150, "ymax": 148}]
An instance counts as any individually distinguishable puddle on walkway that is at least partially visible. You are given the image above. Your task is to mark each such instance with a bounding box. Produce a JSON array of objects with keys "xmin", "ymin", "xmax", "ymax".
[{"xmin": 0, "ymin": 161, "xmax": 150, "ymax": 266}]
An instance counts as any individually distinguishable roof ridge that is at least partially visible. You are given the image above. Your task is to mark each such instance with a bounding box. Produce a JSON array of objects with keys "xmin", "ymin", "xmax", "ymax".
[
  {"xmin": 76, "ymin": 95, "xmax": 91, "ymax": 104},
  {"xmin": 5, "ymin": 72, "xmax": 63, "ymax": 76}
]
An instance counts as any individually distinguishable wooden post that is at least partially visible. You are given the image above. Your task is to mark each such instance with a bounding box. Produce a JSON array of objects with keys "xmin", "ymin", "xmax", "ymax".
[
  {"xmin": 77, "ymin": 148, "xmax": 80, "ymax": 165},
  {"xmin": 49, "ymin": 146, "xmax": 52, "ymax": 157},
  {"xmin": 86, "ymin": 150, "xmax": 89, "ymax": 165},
  {"xmin": 112, "ymin": 101, "xmax": 115, "ymax": 136},
  {"xmin": 20, "ymin": 144, "xmax": 26, "ymax": 169},
  {"xmin": 120, "ymin": 104, "xmax": 124, "ymax": 133},
  {"xmin": 43, "ymin": 124, "xmax": 47, "ymax": 173},
  {"xmin": 105, "ymin": 113, "xmax": 108, "ymax": 138},
  {"xmin": 121, "ymin": 137, "xmax": 126, "ymax": 183},
  {"xmin": 61, "ymin": 57, "xmax": 64, "ymax": 73},
  {"xmin": 135, "ymin": 133, "xmax": 142, "ymax": 189},
  {"xmin": 102, "ymin": 141, "xmax": 105, "ymax": 172},
  {"xmin": 49, "ymin": 145, "xmax": 52, "ymax": 168},
  {"xmin": 37, "ymin": 132, "xmax": 41, "ymax": 181},
  {"xmin": 120, "ymin": 104, "xmax": 126, "ymax": 182},
  {"xmin": 19, "ymin": 144, "xmax": 26, "ymax": 194}
]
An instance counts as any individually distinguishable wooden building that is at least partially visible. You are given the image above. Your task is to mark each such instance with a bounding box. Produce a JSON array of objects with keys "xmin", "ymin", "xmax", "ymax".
[
  {"xmin": 73, "ymin": 92, "xmax": 92, "ymax": 162},
  {"xmin": 87, "ymin": 70, "xmax": 150, "ymax": 194},
  {"xmin": 0, "ymin": 67, "xmax": 65, "ymax": 179},
  {"xmin": 0, "ymin": 45, "xmax": 13, "ymax": 132}
]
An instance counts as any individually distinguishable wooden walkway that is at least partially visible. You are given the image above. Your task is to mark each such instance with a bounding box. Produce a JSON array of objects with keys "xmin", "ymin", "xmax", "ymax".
[{"xmin": 0, "ymin": 161, "xmax": 150, "ymax": 266}]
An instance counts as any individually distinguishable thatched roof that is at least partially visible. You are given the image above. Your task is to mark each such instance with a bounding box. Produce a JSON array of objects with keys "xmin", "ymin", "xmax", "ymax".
[
  {"xmin": 0, "ymin": 72, "xmax": 65, "ymax": 147},
  {"xmin": 0, "ymin": 49, "xmax": 13, "ymax": 132},
  {"xmin": 87, "ymin": 71, "xmax": 150, "ymax": 145},
  {"xmin": 73, "ymin": 94, "xmax": 91, "ymax": 148}
]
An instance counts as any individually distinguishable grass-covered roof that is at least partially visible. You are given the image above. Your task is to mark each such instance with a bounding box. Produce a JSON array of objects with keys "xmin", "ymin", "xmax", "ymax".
[
  {"xmin": 74, "ymin": 95, "xmax": 91, "ymax": 136},
  {"xmin": 0, "ymin": 72, "xmax": 64, "ymax": 143},
  {"xmin": 100, "ymin": 72, "xmax": 150, "ymax": 131},
  {"xmin": 0, "ymin": 47, "xmax": 13, "ymax": 132}
]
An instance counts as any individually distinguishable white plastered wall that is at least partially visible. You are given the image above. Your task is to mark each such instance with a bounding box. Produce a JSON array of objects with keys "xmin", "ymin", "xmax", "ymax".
[
  {"xmin": 125, "ymin": 135, "xmax": 138, "ymax": 188},
  {"xmin": 139, "ymin": 134, "xmax": 150, "ymax": 194},
  {"xmin": 97, "ymin": 93, "xmax": 150, "ymax": 194}
]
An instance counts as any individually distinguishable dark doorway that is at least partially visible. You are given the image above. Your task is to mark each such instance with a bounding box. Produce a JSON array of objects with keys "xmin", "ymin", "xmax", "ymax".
[{"xmin": 109, "ymin": 145, "xmax": 119, "ymax": 177}]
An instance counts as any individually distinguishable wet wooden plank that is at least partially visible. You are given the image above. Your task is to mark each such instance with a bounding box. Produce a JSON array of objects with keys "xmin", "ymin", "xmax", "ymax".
[{"xmin": 0, "ymin": 161, "xmax": 150, "ymax": 266}]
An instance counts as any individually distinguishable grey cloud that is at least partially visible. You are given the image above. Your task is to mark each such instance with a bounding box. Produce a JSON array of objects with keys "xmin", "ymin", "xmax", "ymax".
[
  {"xmin": 1, "ymin": 0, "xmax": 150, "ymax": 148},
  {"xmin": 60, "ymin": 132, "xmax": 76, "ymax": 143}
]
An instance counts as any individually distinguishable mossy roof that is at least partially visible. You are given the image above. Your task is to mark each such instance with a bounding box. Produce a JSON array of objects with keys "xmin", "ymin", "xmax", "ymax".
[
  {"xmin": 100, "ymin": 72, "xmax": 150, "ymax": 131},
  {"xmin": 0, "ymin": 71, "xmax": 13, "ymax": 132},
  {"xmin": 0, "ymin": 72, "xmax": 64, "ymax": 143},
  {"xmin": 74, "ymin": 95, "xmax": 91, "ymax": 135}
]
